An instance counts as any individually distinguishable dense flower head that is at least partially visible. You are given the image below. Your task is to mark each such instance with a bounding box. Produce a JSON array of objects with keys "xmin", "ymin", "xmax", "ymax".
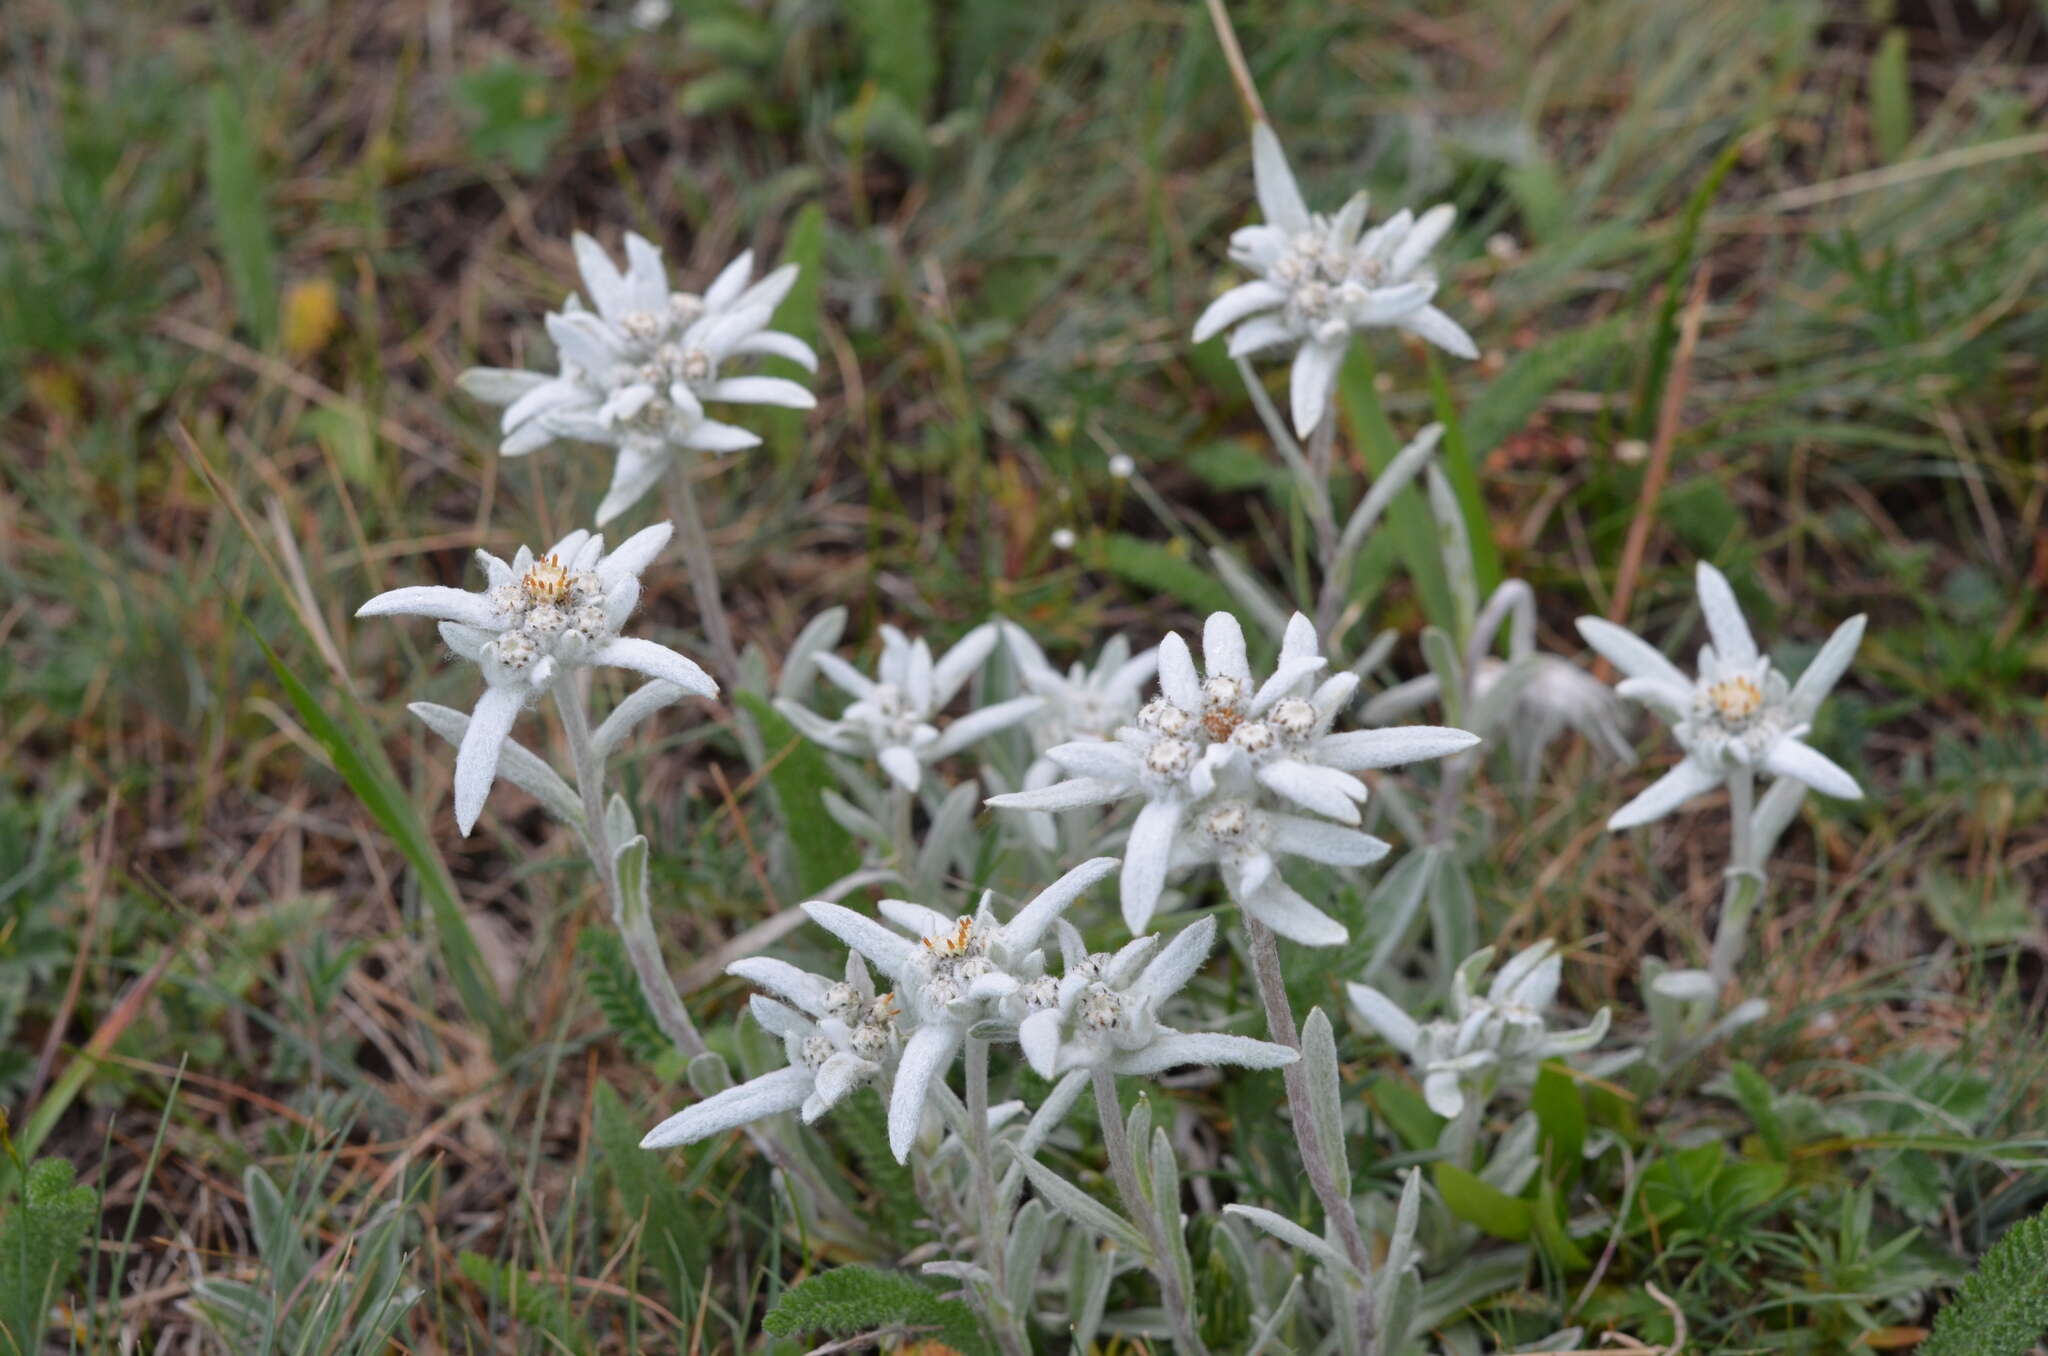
[
  {"xmin": 1018, "ymin": 915, "xmax": 1295, "ymax": 1081},
  {"xmin": 803, "ymin": 857, "xmax": 1119, "ymax": 1161},
  {"xmin": 355, "ymin": 523, "xmax": 715, "ymax": 834},
  {"xmin": 1348, "ymin": 941, "xmax": 1609, "ymax": 1119},
  {"xmin": 1193, "ymin": 123, "xmax": 1476, "ymax": 437},
  {"xmin": 988, "ymin": 611, "xmax": 1478, "ymax": 946},
  {"xmin": 1577, "ymin": 562, "xmax": 1864, "ymax": 831},
  {"xmin": 458, "ymin": 232, "xmax": 818, "ymax": 524},
  {"xmin": 640, "ymin": 952, "xmax": 901, "ymax": 1149},
  {"xmin": 777, "ymin": 622, "xmax": 1041, "ymax": 792}
]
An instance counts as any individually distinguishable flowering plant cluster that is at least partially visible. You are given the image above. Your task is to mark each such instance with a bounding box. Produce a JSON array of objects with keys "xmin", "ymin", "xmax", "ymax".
[{"xmin": 345, "ymin": 51, "xmax": 1874, "ymax": 1354}]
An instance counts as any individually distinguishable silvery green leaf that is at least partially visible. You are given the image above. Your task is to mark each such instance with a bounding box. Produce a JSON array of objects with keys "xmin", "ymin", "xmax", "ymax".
[
  {"xmin": 1221, "ymin": 1205, "xmax": 1362, "ymax": 1282},
  {"xmin": 1150, "ymin": 1126, "xmax": 1195, "ymax": 1295},
  {"xmin": 1359, "ymin": 848, "xmax": 1442, "ymax": 981},
  {"xmin": 1005, "ymin": 1199, "xmax": 1049, "ymax": 1314},
  {"xmin": 590, "ymin": 681, "xmax": 686, "ymax": 758},
  {"xmin": 1015, "ymin": 1152, "xmax": 1148, "ymax": 1254},
  {"xmin": 685, "ymin": 1050, "xmax": 733, "ymax": 1098},
  {"xmin": 1751, "ymin": 775, "xmax": 1808, "ymax": 861},
  {"xmin": 1300, "ymin": 1007, "xmax": 1350, "ymax": 1198},
  {"xmin": 1332, "ymin": 423, "xmax": 1443, "ymax": 576},
  {"xmin": 967, "ymin": 1018, "xmax": 1016, "ymax": 1042},
  {"xmin": 777, "ymin": 605, "xmax": 847, "ymax": 700},
  {"xmin": 1425, "ymin": 464, "xmax": 1477, "ymax": 637},
  {"xmin": 921, "ymin": 1258, "xmax": 993, "ymax": 1286},
  {"xmin": 1067, "ymin": 1227, "xmax": 1115, "ymax": 1350},
  {"xmin": 1371, "ymin": 773, "xmax": 1430, "ymax": 844},
  {"xmin": 1519, "ymin": 1329, "xmax": 1585, "ymax": 1353},
  {"xmin": 1381, "ymin": 1168, "xmax": 1423, "ymax": 1287},
  {"xmin": 1348, "ymin": 627, "xmax": 1400, "ymax": 681},
  {"xmin": 1126, "ymin": 1099, "xmax": 1153, "ymax": 1200},
  {"xmin": 1211, "ymin": 543, "xmax": 1291, "ymax": 637},
  {"xmin": 1380, "ymin": 1265, "xmax": 1422, "ymax": 1348},
  {"xmin": 1413, "ymin": 1246, "xmax": 1528, "ymax": 1333},
  {"xmin": 1018, "ymin": 1069, "xmax": 1088, "ymax": 1159},
  {"xmin": 605, "ymin": 792, "xmax": 635, "ymax": 847},
  {"xmin": 1246, "ymin": 1274, "xmax": 1305, "ymax": 1356},
  {"xmin": 1430, "ymin": 856, "xmax": 1480, "ymax": 984},
  {"xmin": 408, "ymin": 702, "xmax": 583, "ymax": 825},
  {"xmin": 915, "ymin": 778, "xmax": 981, "ymax": 889},
  {"xmin": 1420, "ymin": 626, "xmax": 1465, "ymax": 726},
  {"xmin": 820, "ymin": 788, "xmax": 885, "ymax": 843},
  {"xmin": 613, "ymin": 834, "xmax": 652, "ymax": 929}
]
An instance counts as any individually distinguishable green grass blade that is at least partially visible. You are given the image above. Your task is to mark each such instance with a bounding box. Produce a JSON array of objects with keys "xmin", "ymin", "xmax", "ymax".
[
  {"xmin": 1339, "ymin": 347, "xmax": 1456, "ymax": 634},
  {"xmin": 203, "ymin": 84, "xmax": 279, "ymax": 348},
  {"xmin": 247, "ymin": 625, "xmax": 511, "ymax": 1048}
]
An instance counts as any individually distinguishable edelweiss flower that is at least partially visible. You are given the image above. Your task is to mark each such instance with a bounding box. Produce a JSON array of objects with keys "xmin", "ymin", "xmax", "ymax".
[
  {"xmin": 1576, "ymin": 563, "xmax": 1864, "ymax": 830},
  {"xmin": 1348, "ymin": 941, "xmax": 1609, "ymax": 1119},
  {"xmin": 1002, "ymin": 623, "xmax": 1158, "ymax": 847},
  {"xmin": 640, "ymin": 953, "xmax": 902, "ymax": 1148},
  {"xmin": 356, "ymin": 523, "xmax": 715, "ymax": 834},
  {"xmin": 777, "ymin": 623, "xmax": 1041, "ymax": 792},
  {"xmin": 988, "ymin": 612, "xmax": 1477, "ymax": 941},
  {"xmin": 458, "ymin": 233, "xmax": 817, "ymax": 524},
  {"xmin": 1193, "ymin": 123, "xmax": 1476, "ymax": 437},
  {"xmin": 1177, "ymin": 798, "xmax": 1391, "ymax": 947},
  {"xmin": 803, "ymin": 856, "xmax": 1118, "ymax": 1161},
  {"xmin": 1018, "ymin": 915, "xmax": 1295, "ymax": 1080}
]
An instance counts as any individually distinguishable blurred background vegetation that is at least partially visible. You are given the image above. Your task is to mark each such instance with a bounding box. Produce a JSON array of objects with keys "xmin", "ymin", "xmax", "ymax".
[{"xmin": 2, "ymin": 0, "xmax": 2045, "ymax": 1350}]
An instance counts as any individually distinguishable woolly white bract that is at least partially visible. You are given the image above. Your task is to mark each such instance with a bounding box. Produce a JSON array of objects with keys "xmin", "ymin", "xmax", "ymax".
[
  {"xmin": 1348, "ymin": 940, "xmax": 1609, "ymax": 1119},
  {"xmin": 1193, "ymin": 123, "xmax": 1477, "ymax": 437},
  {"xmin": 458, "ymin": 233, "xmax": 818, "ymax": 524},
  {"xmin": 355, "ymin": 523, "xmax": 714, "ymax": 834},
  {"xmin": 989, "ymin": 611, "xmax": 1477, "ymax": 945},
  {"xmin": 1577, "ymin": 562, "xmax": 1865, "ymax": 830},
  {"xmin": 777, "ymin": 622, "xmax": 1041, "ymax": 792}
]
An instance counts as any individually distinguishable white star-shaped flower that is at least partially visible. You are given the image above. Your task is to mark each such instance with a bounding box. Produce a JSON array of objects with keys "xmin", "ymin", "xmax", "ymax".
[
  {"xmin": 458, "ymin": 233, "xmax": 818, "ymax": 524},
  {"xmin": 1017, "ymin": 915, "xmax": 1296, "ymax": 1080},
  {"xmin": 803, "ymin": 856, "xmax": 1118, "ymax": 1162},
  {"xmin": 988, "ymin": 612, "xmax": 1477, "ymax": 940},
  {"xmin": 1576, "ymin": 562, "xmax": 1864, "ymax": 831},
  {"xmin": 1192, "ymin": 123, "xmax": 1476, "ymax": 437},
  {"xmin": 776, "ymin": 622, "xmax": 1041, "ymax": 792},
  {"xmin": 1348, "ymin": 941, "xmax": 1609, "ymax": 1119},
  {"xmin": 640, "ymin": 953, "xmax": 902, "ymax": 1148},
  {"xmin": 356, "ymin": 523, "xmax": 715, "ymax": 833}
]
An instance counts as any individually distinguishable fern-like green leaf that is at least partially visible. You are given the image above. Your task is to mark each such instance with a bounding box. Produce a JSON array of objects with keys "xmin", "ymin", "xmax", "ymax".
[
  {"xmin": 762, "ymin": 1265, "xmax": 990, "ymax": 1355},
  {"xmin": 831, "ymin": 1088, "xmax": 924, "ymax": 1248},
  {"xmin": 1920, "ymin": 1207, "xmax": 2048, "ymax": 1356},
  {"xmin": 0, "ymin": 1157, "xmax": 97, "ymax": 1356},
  {"xmin": 578, "ymin": 926, "xmax": 670, "ymax": 1066}
]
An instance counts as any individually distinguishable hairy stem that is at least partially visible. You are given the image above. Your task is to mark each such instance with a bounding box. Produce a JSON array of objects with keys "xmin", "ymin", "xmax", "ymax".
[
  {"xmin": 1709, "ymin": 767, "xmax": 1763, "ymax": 986},
  {"xmin": 555, "ymin": 683, "xmax": 705, "ymax": 1058},
  {"xmin": 1092, "ymin": 1070, "xmax": 1211, "ymax": 1355},
  {"xmin": 1244, "ymin": 918, "xmax": 1378, "ymax": 1351},
  {"xmin": 663, "ymin": 456, "xmax": 742, "ymax": 690},
  {"xmin": 966, "ymin": 1037, "xmax": 1031, "ymax": 1356}
]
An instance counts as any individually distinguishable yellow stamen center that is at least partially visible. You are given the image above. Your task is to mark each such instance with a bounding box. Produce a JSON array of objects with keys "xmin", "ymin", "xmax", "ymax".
[
  {"xmin": 1706, "ymin": 675, "xmax": 1763, "ymax": 723},
  {"xmin": 522, "ymin": 554, "xmax": 572, "ymax": 605}
]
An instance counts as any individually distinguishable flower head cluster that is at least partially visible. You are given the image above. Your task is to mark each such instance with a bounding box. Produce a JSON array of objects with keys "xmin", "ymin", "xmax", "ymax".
[
  {"xmin": 1193, "ymin": 124, "xmax": 1476, "ymax": 437},
  {"xmin": 805, "ymin": 857, "xmax": 1118, "ymax": 1161},
  {"xmin": 777, "ymin": 623, "xmax": 1041, "ymax": 792},
  {"xmin": 1018, "ymin": 914, "xmax": 1294, "ymax": 1081},
  {"xmin": 1577, "ymin": 563, "xmax": 1864, "ymax": 830},
  {"xmin": 641, "ymin": 952, "xmax": 903, "ymax": 1148},
  {"xmin": 459, "ymin": 233, "xmax": 817, "ymax": 524},
  {"xmin": 356, "ymin": 523, "xmax": 715, "ymax": 833},
  {"xmin": 990, "ymin": 611, "xmax": 1477, "ymax": 947},
  {"xmin": 1348, "ymin": 941, "xmax": 1609, "ymax": 1119}
]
